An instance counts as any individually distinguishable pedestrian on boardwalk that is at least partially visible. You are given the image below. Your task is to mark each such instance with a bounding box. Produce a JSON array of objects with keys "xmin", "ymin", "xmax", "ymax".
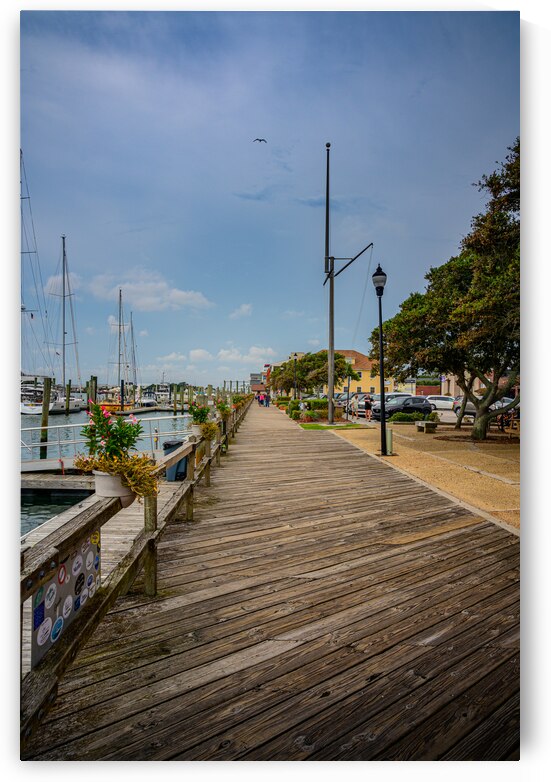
[
  {"xmin": 364, "ymin": 394, "xmax": 372, "ymax": 421},
  {"xmin": 350, "ymin": 394, "xmax": 359, "ymax": 421},
  {"xmin": 265, "ymin": 392, "xmax": 271, "ymax": 407},
  {"xmin": 258, "ymin": 393, "xmax": 265, "ymax": 406}
]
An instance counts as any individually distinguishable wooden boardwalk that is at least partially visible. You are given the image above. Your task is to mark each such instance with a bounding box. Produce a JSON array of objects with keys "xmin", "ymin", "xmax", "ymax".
[{"xmin": 23, "ymin": 405, "xmax": 520, "ymax": 761}]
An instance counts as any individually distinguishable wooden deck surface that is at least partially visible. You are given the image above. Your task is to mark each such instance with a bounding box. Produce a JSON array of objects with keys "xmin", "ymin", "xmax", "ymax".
[{"xmin": 23, "ymin": 405, "xmax": 520, "ymax": 761}]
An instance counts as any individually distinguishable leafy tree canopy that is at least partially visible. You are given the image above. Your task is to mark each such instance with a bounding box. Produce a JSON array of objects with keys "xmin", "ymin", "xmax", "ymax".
[
  {"xmin": 269, "ymin": 351, "xmax": 360, "ymax": 395},
  {"xmin": 369, "ymin": 138, "xmax": 520, "ymax": 439}
]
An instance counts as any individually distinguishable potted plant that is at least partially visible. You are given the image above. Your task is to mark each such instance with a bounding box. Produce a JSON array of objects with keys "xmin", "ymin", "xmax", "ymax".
[
  {"xmin": 200, "ymin": 420, "xmax": 220, "ymax": 442},
  {"xmin": 189, "ymin": 402, "xmax": 210, "ymax": 436},
  {"xmin": 74, "ymin": 401, "xmax": 158, "ymax": 506}
]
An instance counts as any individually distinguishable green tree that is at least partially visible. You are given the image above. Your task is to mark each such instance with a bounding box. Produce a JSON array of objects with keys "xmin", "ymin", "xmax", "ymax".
[
  {"xmin": 269, "ymin": 352, "xmax": 359, "ymax": 397},
  {"xmin": 369, "ymin": 139, "xmax": 520, "ymax": 440}
]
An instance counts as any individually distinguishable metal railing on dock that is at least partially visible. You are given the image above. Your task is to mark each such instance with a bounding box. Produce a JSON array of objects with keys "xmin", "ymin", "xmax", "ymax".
[
  {"xmin": 20, "ymin": 398, "xmax": 252, "ymax": 749},
  {"xmin": 21, "ymin": 412, "xmax": 195, "ymax": 468}
]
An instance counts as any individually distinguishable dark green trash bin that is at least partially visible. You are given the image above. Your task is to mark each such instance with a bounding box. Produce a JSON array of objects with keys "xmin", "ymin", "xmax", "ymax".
[{"xmin": 163, "ymin": 439, "xmax": 187, "ymax": 481}]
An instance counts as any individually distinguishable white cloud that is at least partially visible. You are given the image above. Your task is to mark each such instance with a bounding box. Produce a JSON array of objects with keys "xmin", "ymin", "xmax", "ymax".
[
  {"xmin": 157, "ymin": 351, "xmax": 186, "ymax": 362},
  {"xmin": 281, "ymin": 310, "xmax": 304, "ymax": 319},
  {"xmin": 308, "ymin": 339, "xmax": 321, "ymax": 347},
  {"xmin": 189, "ymin": 348, "xmax": 213, "ymax": 362},
  {"xmin": 85, "ymin": 327, "xmax": 96, "ymax": 335},
  {"xmin": 229, "ymin": 303, "xmax": 252, "ymax": 319},
  {"xmin": 44, "ymin": 272, "xmax": 82, "ymax": 296},
  {"xmin": 89, "ymin": 270, "xmax": 214, "ymax": 312},
  {"xmin": 217, "ymin": 345, "xmax": 277, "ymax": 364},
  {"xmin": 139, "ymin": 329, "xmax": 148, "ymax": 337}
]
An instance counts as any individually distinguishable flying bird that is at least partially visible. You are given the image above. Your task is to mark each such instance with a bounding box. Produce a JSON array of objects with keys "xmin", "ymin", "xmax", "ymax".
[{"xmin": 253, "ymin": 138, "xmax": 267, "ymax": 143}]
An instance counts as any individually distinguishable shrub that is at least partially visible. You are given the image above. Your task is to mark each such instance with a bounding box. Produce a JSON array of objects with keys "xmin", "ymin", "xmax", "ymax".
[
  {"xmin": 333, "ymin": 407, "xmax": 344, "ymax": 420},
  {"xmin": 287, "ymin": 400, "xmax": 300, "ymax": 415},
  {"xmin": 290, "ymin": 410, "xmax": 301, "ymax": 420},
  {"xmin": 307, "ymin": 399, "xmax": 329, "ymax": 411},
  {"xmin": 427, "ymin": 411, "xmax": 440, "ymax": 422},
  {"xmin": 388, "ymin": 412, "xmax": 425, "ymax": 422},
  {"xmin": 300, "ymin": 409, "xmax": 320, "ymax": 422}
]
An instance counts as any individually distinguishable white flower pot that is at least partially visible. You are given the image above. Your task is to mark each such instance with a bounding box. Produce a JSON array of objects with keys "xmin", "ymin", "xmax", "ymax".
[
  {"xmin": 190, "ymin": 424, "xmax": 203, "ymax": 437},
  {"xmin": 93, "ymin": 470, "xmax": 136, "ymax": 508}
]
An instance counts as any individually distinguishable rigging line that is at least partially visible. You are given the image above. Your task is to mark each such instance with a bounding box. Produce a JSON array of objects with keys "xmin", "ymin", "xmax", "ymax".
[
  {"xmin": 65, "ymin": 257, "xmax": 83, "ymax": 388},
  {"xmin": 20, "ymin": 154, "xmax": 50, "ymax": 338},
  {"xmin": 351, "ymin": 244, "xmax": 374, "ymax": 351}
]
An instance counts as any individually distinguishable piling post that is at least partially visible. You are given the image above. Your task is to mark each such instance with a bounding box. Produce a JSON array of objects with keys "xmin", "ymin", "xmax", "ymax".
[
  {"xmin": 173, "ymin": 384, "xmax": 177, "ymax": 413},
  {"xmin": 65, "ymin": 380, "xmax": 71, "ymax": 414},
  {"xmin": 40, "ymin": 377, "xmax": 52, "ymax": 460},
  {"xmin": 143, "ymin": 495, "xmax": 158, "ymax": 597}
]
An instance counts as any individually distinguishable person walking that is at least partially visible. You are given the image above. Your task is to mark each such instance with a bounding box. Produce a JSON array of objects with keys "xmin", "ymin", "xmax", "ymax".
[
  {"xmin": 350, "ymin": 394, "xmax": 359, "ymax": 422},
  {"xmin": 365, "ymin": 394, "xmax": 373, "ymax": 421},
  {"xmin": 265, "ymin": 392, "xmax": 271, "ymax": 407}
]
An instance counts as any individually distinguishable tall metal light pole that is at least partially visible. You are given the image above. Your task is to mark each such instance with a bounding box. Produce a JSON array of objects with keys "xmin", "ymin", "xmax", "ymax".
[
  {"xmin": 324, "ymin": 142, "xmax": 373, "ymax": 425},
  {"xmin": 372, "ymin": 264, "xmax": 388, "ymax": 456}
]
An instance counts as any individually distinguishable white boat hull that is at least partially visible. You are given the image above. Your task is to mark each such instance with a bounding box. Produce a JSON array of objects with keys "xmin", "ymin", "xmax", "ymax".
[
  {"xmin": 49, "ymin": 397, "xmax": 83, "ymax": 414},
  {"xmin": 20, "ymin": 401, "xmax": 54, "ymax": 415}
]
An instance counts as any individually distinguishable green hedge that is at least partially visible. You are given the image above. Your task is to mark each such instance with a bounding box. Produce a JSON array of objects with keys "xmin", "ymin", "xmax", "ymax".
[
  {"xmin": 306, "ymin": 399, "xmax": 329, "ymax": 410},
  {"xmin": 388, "ymin": 412, "xmax": 425, "ymax": 422}
]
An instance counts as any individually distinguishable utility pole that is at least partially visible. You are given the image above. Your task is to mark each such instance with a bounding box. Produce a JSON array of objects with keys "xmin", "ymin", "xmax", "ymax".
[{"xmin": 325, "ymin": 143, "xmax": 335, "ymax": 424}]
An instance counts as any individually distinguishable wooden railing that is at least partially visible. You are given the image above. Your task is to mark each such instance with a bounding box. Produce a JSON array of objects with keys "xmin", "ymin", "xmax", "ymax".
[{"xmin": 20, "ymin": 399, "xmax": 252, "ymax": 748}]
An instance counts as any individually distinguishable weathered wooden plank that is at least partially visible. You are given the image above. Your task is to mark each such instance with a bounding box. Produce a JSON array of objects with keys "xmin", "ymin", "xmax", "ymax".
[{"xmin": 22, "ymin": 402, "xmax": 518, "ymax": 761}]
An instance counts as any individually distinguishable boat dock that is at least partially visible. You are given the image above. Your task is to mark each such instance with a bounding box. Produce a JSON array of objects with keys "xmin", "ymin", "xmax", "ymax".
[{"xmin": 20, "ymin": 403, "xmax": 519, "ymax": 760}]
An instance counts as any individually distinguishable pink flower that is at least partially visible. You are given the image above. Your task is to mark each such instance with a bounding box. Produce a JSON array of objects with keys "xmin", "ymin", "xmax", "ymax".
[{"xmin": 103, "ymin": 410, "xmax": 111, "ymax": 418}]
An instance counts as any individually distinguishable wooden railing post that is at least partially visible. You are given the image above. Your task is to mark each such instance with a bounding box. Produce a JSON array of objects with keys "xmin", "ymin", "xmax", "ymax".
[
  {"xmin": 205, "ymin": 438, "xmax": 211, "ymax": 487},
  {"xmin": 216, "ymin": 424, "xmax": 221, "ymax": 466},
  {"xmin": 186, "ymin": 441, "xmax": 196, "ymax": 520},
  {"xmin": 143, "ymin": 495, "xmax": 158, "ymax": 597}
]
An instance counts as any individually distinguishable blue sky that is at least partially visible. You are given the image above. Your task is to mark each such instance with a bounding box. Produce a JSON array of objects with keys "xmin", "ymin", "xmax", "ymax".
[{"xmin": 19, "ymin": 8, "xmax": 519, "ymax": 387}]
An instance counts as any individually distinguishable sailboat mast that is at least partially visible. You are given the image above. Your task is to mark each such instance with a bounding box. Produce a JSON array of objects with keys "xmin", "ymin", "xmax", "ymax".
[
  {"xmin": 130, "ymin": 312, "xmax": 137, "ymax": 387},
  {"xmin": 118, "ymin": 288, "xmax": 122, "ymax": 387},
  {"xmin": 61, "ymin": 235, "xmax": 66, "ymax": 392}
]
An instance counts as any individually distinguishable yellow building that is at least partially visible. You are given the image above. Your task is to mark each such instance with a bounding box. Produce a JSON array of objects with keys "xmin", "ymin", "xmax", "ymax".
[{"xmin": 324, "ymin": 349, "xmax": 396, "ymax": 395}]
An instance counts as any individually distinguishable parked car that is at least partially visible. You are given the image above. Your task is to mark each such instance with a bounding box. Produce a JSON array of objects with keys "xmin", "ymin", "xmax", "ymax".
[
  {"xmin": 425, "ymin": 394, "xmax": 455, "ymax": 411},
  {"xmin": 372, "ymin": 395, "xmax": 432, "ymax": 420},
  {"xmin": 452, "ymin": 395, "xmax": 517, "ymax": 417},
  {"xmin": 371, "ymin": 393, "xmax": 412, "ymax": 416},
  {"xmin": 334, "ymin": 392, "xmax": 352, "ymax": 408}
]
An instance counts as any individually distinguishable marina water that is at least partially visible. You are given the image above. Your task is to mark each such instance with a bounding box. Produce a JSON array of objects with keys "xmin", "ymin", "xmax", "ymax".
[{"xmin": 21, "ymin": 408, "xmax": 192, "ymax": 535}]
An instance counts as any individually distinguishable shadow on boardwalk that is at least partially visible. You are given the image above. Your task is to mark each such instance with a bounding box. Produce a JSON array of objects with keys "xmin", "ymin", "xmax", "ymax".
[{"xmin": 23, "ymin": 404, "xmax": 519, "ymax": 760}]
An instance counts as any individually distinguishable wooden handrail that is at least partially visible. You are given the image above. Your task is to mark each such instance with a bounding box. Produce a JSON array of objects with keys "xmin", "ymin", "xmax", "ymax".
[{"xmin": 20, "ymin": 397, "xmax": 254, "ymax": 749}]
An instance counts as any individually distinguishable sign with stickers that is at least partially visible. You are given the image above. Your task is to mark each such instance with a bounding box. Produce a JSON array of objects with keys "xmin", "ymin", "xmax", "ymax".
[{"xmin": 31, "ymin": 529, "xmax": 101, "ymax": 668}]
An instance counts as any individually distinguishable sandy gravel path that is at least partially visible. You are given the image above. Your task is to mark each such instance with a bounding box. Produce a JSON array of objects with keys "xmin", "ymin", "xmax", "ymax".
[{"xmin": 332, "ymin": 423, "xmax": 520, "ymax": 532}]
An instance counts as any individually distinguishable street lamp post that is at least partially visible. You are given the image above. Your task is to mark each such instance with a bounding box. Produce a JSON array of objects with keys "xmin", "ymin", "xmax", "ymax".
[
  {"xmin": 292, "ymin": 353, "xmax": 298, "ymax": 400},
  {"xmin": 372, "ymin": 264, "xmax": 388, "ymax": 456}
]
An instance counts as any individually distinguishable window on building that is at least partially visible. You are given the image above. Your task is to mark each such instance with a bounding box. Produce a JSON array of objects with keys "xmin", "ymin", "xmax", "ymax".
[
  {"xmin": 370, "ymin": 386, "xmax": 375, "ymax": 393},
  {"xmin": 356, "ymin": 387, "xmax": 362, "ymax": 393}
]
